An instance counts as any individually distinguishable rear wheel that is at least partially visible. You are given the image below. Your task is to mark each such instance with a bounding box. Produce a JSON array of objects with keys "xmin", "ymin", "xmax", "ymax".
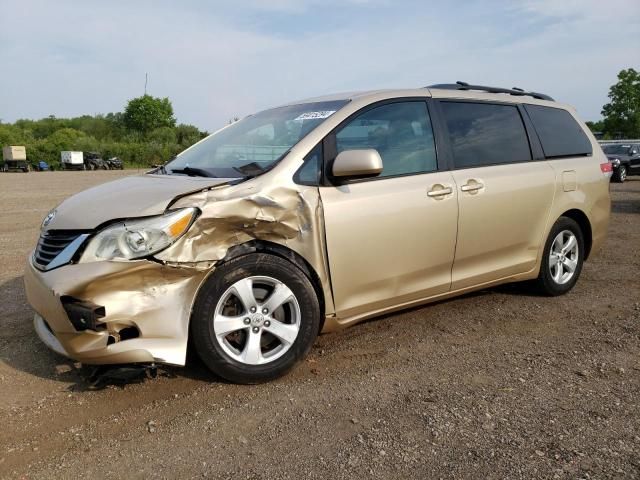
[
  {"xmin": 191, "ymin": 254, "xmax": 320, "ymax": 384},
  {"xmin": 534, "ymin": 217, "xmax": 584, "ymax": 296},
  {"xmin": 613, "ymin": 165, "xmax": 627, "ymax": 183}
]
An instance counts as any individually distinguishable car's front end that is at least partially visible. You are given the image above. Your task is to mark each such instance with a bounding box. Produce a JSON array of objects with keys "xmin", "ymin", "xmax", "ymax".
[
  {"xmin": 24, "ymin": 98, "xmax": 349, "ymax": 368},
  {"xmin": 23, "ymin": 175, "xmax": 232, "ymax": 365}
]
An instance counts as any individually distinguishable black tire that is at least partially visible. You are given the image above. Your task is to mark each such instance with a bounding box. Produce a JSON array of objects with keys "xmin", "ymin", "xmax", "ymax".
[
  {"xmin": 534, "ymin": 216, "xmax": 585, "ymax": 296},
  {"xmin": 191, "ymin": 253, "xmax": 320, "ymax": 384},
  {"xmin": 613, "ymin": 165, "xmax": 627, "ymax": 183}
]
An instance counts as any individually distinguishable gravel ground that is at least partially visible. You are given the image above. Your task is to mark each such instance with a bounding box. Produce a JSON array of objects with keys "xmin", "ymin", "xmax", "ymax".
[{"xmin": 0, "ymin": 170, "xmax": 638, "ymax": 479}]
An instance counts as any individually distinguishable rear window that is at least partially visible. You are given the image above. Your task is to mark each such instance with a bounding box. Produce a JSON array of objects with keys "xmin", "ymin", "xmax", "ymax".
[
  {"xmin": 440, "ymin": 102, "xmax": 532, "ymax": 168},
  {"xmin": 525, "ymin": 105, "xmax": 592, "ymax": 158}
]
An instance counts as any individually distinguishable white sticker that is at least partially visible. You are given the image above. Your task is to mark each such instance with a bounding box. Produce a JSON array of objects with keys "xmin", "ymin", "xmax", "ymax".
[{"xmin": 294, "ymin": 110, "xmax": 336, "ymax": 121}]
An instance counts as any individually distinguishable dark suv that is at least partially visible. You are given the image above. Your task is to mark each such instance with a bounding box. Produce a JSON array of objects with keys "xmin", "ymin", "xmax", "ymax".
[{"xmin": 602, "ymin": 143, "xmax": 640, "ymax": 182}]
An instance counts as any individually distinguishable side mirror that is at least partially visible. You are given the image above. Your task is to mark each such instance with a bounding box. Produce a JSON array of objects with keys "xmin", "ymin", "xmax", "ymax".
[{"xmin": 332, "ymin": 149, "xmax": 383, "ymax": 179}]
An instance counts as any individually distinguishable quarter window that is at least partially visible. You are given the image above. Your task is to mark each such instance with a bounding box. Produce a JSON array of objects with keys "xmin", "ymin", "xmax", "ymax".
[
  {"xmin": 335, "ymin": 102, "xmax": 437, "ymax": 177},
  {"xmin": 294, "ymin": 144, "xmax": 322, "ymax": 185},
  {"xmin": 440, "ymin": 102, "xmax": 532, "ymax": 168},
  {"xmin": 525, "ymin": 105, "xmax": 592, "ymax": 158}
]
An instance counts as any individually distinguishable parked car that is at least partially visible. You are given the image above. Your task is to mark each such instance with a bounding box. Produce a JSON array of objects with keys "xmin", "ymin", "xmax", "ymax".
[
  {"xmin": 24, "ymin": 83, "xmax": 610, "ymax": 384},
  {"xmin": 33, "ymin": 161, "xmax": 51, "ymax": 171},
  {"xmin": 602, "ymin": 143, "xmax": 640, "ymax": 182},
  {"xmin": 84, "ymin": 152, "xmax": 108, "ymax": 170},
  {"xmin": 105, "ymin": 156, "xmax": 124, "ymax": 170}
]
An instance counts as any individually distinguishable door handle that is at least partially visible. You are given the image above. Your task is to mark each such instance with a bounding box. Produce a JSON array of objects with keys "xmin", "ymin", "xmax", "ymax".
[
  {"xmin": 427, "ymin": 185, "xmax": 453, "ymax": 198},
  {"xmin": 460, "ymin": 180, "xmax": 484, "ymax": 192}
]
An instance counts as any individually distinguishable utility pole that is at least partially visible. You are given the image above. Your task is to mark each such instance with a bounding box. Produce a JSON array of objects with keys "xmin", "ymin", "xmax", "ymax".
[{"xmin": 144, "ymin": 73, "xmax": 148, "ymax": 95}]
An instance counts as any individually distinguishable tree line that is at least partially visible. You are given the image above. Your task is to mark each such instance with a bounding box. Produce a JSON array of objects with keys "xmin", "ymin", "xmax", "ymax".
[{"xmin": 0, "ymin": 95, "xmax": 208, "ymax": 168}]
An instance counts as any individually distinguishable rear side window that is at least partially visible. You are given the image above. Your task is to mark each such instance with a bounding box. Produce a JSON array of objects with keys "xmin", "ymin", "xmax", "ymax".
[
  {"xmin": 335, "ymin": 101, "xmax": 437, "ymax": 177},
  {"xmin": 440, "ymin": 102, "xmax": 532, "ymax": 168},
  {"xmin": 525, "ymin": 105, "xmax": 592, "ymax": 158}
]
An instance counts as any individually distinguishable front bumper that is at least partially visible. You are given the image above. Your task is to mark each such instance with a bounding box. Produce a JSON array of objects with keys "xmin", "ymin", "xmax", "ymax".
[{"xmin": 24, "ymin": 255, "xmax": 209, "ymax": 365}]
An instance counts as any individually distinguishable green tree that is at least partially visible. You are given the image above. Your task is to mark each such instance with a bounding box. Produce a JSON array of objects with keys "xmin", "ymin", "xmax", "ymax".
[
  {"xmin": 148, "ymin": 126, "xmax": 177, "ymax": 144},
  {"xmin": 122, "ymin": 95, "xmax": 176, "ymax": 135},
  {"xmin": 175, "ymin": 123, "xmax": 206, "ymax": 147},
  {"xmin": 602, "ymin": 68, "xmax": 640, "ymax": 138},
  {"xmin": 585, "ymin": 120, "xmax": 605, "ymax": 133}
]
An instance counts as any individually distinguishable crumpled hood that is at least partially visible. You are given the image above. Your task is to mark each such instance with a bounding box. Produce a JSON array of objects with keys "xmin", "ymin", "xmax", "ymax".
[{"xmin": 44, "ymin": 174, "xmax": 233, "ymax": 230}]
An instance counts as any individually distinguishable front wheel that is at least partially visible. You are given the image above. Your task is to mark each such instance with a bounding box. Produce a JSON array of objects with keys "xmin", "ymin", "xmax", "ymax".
[
  {"xmin": 191, "ymin": 254, "xmax": 320, "ymax": 384},
  {"xmin": 613, "ymin": 165, "xmax": 627, "ymax": 183},
  {"xmin": 534, "ymin": 217, "xmax": 584, "ymax": 296}
]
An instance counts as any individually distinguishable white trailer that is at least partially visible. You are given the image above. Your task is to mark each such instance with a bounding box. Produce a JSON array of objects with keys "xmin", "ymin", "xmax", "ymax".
[{"xmin": 61, "ymin": 151, "xmax": 84, "ymax": 170}]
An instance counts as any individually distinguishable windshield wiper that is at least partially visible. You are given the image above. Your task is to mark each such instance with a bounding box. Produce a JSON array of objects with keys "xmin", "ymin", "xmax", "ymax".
[
  {"xmin": 232, "ymin": 162, "xmax": 267, "ymax": 179},
  {"xmin": 169, "ymin": 166, "xmax": 217, "ymax": 178},
  {"xmin": 231, "ymin": 152, "xmax": 290, "ymax": 179}
]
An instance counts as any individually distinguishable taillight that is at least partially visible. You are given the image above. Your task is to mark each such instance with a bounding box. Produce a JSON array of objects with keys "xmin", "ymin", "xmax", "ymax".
[{"xmin": 600, "ymin": 162, "xmax": 613, "ymax": 174}]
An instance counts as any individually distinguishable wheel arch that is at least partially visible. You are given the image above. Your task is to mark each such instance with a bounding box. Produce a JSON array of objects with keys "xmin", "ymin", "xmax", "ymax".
[
  {"xmin": 215, "ymin": 240, "xmax": 326, "ymax": 327},
  {"xmin": 560, "ymin": 209, "xmax": 593, "ymax": 260}
]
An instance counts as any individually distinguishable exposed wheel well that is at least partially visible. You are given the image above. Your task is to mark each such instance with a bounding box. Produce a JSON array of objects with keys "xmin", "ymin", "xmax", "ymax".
[
  {"xmin": 216, "ymin": 240, "xmax": 326, "ymax": 326},
  {"xmin": 560, "ymin": 209, "xmax": 593, "ymax": 260}
]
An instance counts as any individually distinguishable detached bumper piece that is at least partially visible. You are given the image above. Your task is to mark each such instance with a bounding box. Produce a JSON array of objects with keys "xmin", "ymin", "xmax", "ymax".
[{"xmin": 61, "ymin": 296, "xmax": 106, "ymax": 331}]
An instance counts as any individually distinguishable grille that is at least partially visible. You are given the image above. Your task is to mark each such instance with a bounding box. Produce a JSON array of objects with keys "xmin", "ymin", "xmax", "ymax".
[{"xmin": 33, "ymin": 231, "xmax": 82, "ymax": 270}]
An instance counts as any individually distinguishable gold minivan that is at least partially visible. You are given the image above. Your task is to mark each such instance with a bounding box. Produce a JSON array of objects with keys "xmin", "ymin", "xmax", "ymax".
[{"xmin": 24, "ymin": 83, "xmax": 611, "ymax": 383}]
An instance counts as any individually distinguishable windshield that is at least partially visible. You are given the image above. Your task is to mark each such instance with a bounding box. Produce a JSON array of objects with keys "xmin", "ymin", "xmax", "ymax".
[
  {"xmin": 164, "ymin": 100, "xmax": 349, "ymax": 178},
  {"xmin": 603, "ymin": 144, "xmax": 631, "ymax": 155}
]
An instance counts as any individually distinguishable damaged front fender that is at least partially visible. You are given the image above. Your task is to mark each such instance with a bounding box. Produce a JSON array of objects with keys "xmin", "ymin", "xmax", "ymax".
[{"xmin": 156, "ymin": 175, "xmax": 335, "ymax": 317}]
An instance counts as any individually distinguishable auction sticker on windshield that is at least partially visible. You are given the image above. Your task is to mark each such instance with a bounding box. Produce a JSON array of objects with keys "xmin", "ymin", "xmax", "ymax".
[{"xmin": 295, "ymin": 111, "xmax": 336, "ymax": 120}]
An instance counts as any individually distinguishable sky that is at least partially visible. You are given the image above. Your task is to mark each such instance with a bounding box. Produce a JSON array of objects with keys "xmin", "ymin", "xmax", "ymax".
[{"xmin": 0, "ymin": 0, "xmax": 638, "ymax": 131}]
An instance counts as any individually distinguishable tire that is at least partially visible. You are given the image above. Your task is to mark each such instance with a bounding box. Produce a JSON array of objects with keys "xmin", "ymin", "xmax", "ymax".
[
  {"xmin": 534, "ymin": 217, "xmax": 584, "ymax": 296},
  {"xmin": 613, "ymin": 165, "xmax": 627, "ymax": 183},
  {"xmin": 191, "ymin": 253, "xmax": 320, "ymax": 384}
]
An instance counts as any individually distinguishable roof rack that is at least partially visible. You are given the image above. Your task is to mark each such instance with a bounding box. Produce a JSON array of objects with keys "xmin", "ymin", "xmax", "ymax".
[{"xmin": 427, "ymin": 81, "xmax": 554, "ymax": 102}]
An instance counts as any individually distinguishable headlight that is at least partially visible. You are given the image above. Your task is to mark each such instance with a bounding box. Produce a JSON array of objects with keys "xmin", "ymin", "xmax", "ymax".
[
  {"xmin": 80, "ymin": 208, "xmax": 197, "ymax": 262},
  {"xmin": 610, "ymin": 158, "xmax": 621, "ymax": 167}
]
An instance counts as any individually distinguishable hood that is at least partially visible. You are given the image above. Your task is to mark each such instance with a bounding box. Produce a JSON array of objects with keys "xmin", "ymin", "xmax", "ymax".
[
  {"xmin": 44, "ymin": 174, "xmax": 233, "ymax": 231},
  {"xmin": 606, "ymin": 154, "xmax": 630, "ymax": 161}
]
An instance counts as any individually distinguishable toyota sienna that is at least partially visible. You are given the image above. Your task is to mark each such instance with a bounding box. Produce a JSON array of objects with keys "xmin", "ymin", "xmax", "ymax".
[{"xmin": 24, "ymin": 82, "xmax": 611, "ymax": 383}]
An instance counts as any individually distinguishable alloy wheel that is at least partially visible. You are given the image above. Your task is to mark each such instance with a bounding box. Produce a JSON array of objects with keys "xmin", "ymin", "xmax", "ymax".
[
  {"xmin": 213, "ymin": 276, "xmax": 301, "ymax": 365},
  {"xmin": 548, "ymin": 230, "xmax": 579, "ymax": 285}
]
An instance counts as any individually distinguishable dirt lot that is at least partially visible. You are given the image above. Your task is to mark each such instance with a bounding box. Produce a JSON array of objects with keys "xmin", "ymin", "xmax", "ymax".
[{"xmin": 0, "ymin": 170, "xmax": 638, "ymax": 479}]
